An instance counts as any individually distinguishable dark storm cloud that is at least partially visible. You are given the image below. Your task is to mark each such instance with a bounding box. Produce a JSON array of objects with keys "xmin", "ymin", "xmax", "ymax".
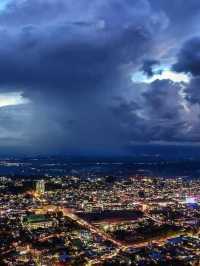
[
  {"xmin": 141, "ymin": 59, "xmax": 160, "ymax": 77},
  {"xmin": 0, "ymin": 0, "xmax": 159, "ymax": 97},
  {"xmin": 142, "ymin": 80, "xmax": 188, "ymax": 142},
  {"xmin": 0, "ymin": 0, "xmax": 165, "ymax": 153},
  {"xmin": 173, "ymin": 37, "xmax": 200, "ymax": 76},
  {"xmin": 0, "ymin": 104, "xmax": 33, "ymax": 147},
  {"xmin": 173, "ymin": 37, "xmax": 200, "ymax": 107},
  {"xmin": 151, "ymin": 0, "xmax": 200, "ymax": 39},
  {"xmin": 112, "ymin": 80, "xmax": 195, "ymax": 143},
  {"xmin": 184, "ymin": 77, "xmax": 200, "ymax": 105},
  {"xmin": 0, "ymin": 0, "xmax": 199, "ymax": 154}
]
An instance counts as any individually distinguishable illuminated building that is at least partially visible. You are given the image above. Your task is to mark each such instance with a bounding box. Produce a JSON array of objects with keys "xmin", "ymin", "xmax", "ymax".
[
  {"xmin": 36, "ymin": 180, "xmax": 45, "ymax": 195},
  {"xmin": 23, "ymin": 214, "xmax": 56, "ymax": 230}
]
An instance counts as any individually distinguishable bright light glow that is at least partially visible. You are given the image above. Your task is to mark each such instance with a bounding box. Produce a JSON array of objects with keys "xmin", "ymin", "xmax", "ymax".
[
  {"xmin": 0, "ymin": 92, "xmax": 29, "ymax": 107},
  {"xmin": 132, "ymin": 66, "xmax": 190, "ymax": 84},
  {"xmin": 151, "ymin": 70, "xmax": 190, "ymax": 83},
  {"xmin": 185, "ymin": 197, "xmax": 196, "ymax": 204}
]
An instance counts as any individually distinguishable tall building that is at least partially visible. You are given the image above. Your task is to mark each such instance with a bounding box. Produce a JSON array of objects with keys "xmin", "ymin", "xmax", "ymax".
[{"xmin": 36, "ymin": 180, "xmax": 45, "ymax": 195}]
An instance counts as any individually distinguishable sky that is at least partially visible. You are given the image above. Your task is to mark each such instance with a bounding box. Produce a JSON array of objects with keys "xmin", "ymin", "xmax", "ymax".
[{"xmin": 0, "ymin": 0, "xmax": 200, "ymax": 156}]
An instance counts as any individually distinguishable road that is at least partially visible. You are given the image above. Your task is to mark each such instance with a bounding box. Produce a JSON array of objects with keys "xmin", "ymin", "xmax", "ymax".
[
  {"xmin": 35, "ymin": 205, "xmax": 182, "ymax": 265},
  {"xmin": 61, "ymin": 207, "xmax": 181, "ymax": 265},
  {"xmin": 61, "ymin": 207, "xmax": 121, "ymax": 247}
]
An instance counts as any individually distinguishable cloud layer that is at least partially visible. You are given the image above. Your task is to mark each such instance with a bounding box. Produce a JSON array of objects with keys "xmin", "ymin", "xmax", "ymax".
[{"xmin": 0, "ymin": 0, "xmax": 200, "ymax": 155}]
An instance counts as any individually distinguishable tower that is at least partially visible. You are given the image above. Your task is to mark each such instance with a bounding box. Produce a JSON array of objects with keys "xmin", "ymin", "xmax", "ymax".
[{"xmin": 36, "ymin": 180, "xmax": 45, "ymax": 195}]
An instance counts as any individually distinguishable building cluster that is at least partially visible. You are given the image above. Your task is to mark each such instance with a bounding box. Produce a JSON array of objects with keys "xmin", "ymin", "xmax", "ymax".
[{"xmin": 0, "ymin": 175, "xmax": 200, "ymax": 265}]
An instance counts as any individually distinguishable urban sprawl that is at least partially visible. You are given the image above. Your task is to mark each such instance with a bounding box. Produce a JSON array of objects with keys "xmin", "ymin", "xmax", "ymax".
[{"xmin": 0, "ymin": 174, "xmax": 200, "ymax": 265}]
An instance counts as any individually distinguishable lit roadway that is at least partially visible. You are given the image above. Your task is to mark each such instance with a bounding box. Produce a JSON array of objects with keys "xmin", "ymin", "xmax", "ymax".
[
  {"xmin": 61, "ymin": 207, "xmax": 121, "ymax": 247},
  {"xmin": 36, "ymin": 205, "xmax": 181, "ymax": 265},
  {"xmin": 61, "ymin": 207, "xmax": 181, "ymax": 265}
]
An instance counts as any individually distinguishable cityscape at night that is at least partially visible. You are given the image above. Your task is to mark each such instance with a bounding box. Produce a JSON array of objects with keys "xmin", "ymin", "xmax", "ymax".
[
  {"xmin": 0, "ymin": 158, "xmax": 200, "ymax": 265},
  {"xmin": 1, "ymin": 0, "xmax": 200, "ymax": 265}
]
